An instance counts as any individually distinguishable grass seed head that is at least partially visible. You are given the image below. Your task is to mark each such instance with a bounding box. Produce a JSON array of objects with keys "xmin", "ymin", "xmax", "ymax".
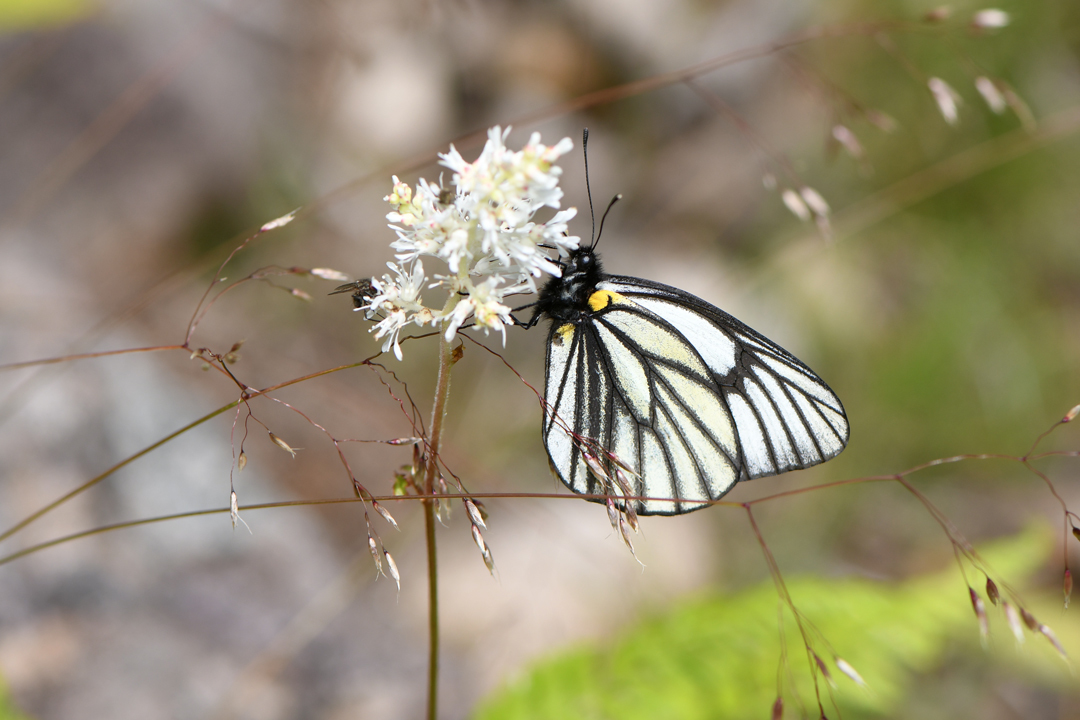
[
  {"xmin": 385, "ymin": 551, "xmax": 400, "ymax": 590},
  {"xmin": 968, "ymin": 587, "xmax": 989, "ymax": 642},
  {"xmin": 368, "ymin": 535, "xmax": 384, "ymax": 575},
  {"xmin": 1037, "ymin": 623, "xmax": 1068, "ymax": 661},
  {"xmin": 972, "ymin": 9, "xmax": 1010, "ymax": 30},
  {"xmin": 464, "ymin": 498, "xmax": 486, "ymax": 529},
  {"xmin": 1003, "ymin": 602, "xmax": 1025, "ymax": 644},
  {"xmin": 975, "ymin": 77, "xmax": 1007, "ymax": 114},
  {"xmin": 268, "ymin": 432, "xmax": 297, "ymax": 457},
  {"xmin": 835, "ymin": 658, "xmax": 867, "ymax": 687},
  {"xmin": 373, "ymin": 501, "xmax": 399, "ymax": 530}
]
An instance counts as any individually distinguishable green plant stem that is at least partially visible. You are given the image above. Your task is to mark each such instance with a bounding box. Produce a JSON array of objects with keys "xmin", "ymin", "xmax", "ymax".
[{"xmin": 423, "ymin": 333, "xmax": 453, "ymax": 720}]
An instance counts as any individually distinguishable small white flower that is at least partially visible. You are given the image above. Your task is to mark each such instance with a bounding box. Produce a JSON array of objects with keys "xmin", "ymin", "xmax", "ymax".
[
  {"xmin": 371, "ymin": 309, "xmax": 409, "ymax": 361},
  {"xmin": 439, "ymin": 277, "xmax": 513, "ymax": 343},
  {"xmin": 357, "ymin": 127, "xmax": 580, "ymax": 360},
  {"xmin": 366, "ymin": 260, "xmax": 427, "ymax": 314},
  {"xmin": 365, "ymin": 260, "xmax": 433, "ymax": 360}
]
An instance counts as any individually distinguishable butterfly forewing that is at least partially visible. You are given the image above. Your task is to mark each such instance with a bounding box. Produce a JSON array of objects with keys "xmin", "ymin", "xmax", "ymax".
[
  {"xmin": 601, "ymin": 276, "xmax": 849, "ymax": 478},
  {"xmin": 542, "ymin": 274, "xmax": 849, "ymax": 515}
]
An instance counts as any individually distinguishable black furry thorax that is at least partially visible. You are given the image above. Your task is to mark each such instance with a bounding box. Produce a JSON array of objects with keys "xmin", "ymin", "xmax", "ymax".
[{"xmin": 535, "ymin": 247, "xmax": 605, "ymax": 324}]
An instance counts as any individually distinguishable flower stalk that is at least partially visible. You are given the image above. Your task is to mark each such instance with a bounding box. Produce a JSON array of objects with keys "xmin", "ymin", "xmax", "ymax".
[{"xmin": 423, "ymin": 332, "xmax": 454, "ymax": 720}]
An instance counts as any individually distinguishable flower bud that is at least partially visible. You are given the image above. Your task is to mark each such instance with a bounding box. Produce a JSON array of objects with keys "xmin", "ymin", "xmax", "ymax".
[{"xmin": 985, "ymin": 577, "xmax": 999, "ymax": 605}]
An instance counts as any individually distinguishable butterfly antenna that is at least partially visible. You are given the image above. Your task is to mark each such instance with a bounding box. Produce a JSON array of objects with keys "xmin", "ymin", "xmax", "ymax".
[
  {"xmin": 583, "ymin": 128, "xmax": 596, "ymax": 247},
  {"xmin": 594, "ymin": 194, "xmax": 621, "ymax": 249}
]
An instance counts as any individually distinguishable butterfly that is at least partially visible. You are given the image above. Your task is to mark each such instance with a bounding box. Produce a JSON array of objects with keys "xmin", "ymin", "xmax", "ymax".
[{"xmin": 519, "ymin": 243, "xmax": 850, "ymax": 516}]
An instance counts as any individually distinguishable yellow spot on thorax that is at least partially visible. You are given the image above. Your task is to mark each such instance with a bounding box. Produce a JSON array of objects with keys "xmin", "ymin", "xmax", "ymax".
[{"xmin": 587, "ymin": 289, "xmax": 627, "ymax": 312}]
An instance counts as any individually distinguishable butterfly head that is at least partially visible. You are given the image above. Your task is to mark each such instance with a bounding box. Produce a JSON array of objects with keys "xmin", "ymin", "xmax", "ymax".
[{"xmin": 535, "ymin": 245, "xmax": 605, "ymax": 323}]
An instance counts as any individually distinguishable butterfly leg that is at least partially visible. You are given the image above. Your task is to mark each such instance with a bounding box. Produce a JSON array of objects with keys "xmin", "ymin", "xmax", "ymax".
[{"xmin": 509, "ymin": 301, "xmax": 542, "ymax": 329}]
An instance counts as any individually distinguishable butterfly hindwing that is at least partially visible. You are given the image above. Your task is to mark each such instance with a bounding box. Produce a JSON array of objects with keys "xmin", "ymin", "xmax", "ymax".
[{"xmin": 542, "ymin": 274, "xmax": 849, "ymax": 515}]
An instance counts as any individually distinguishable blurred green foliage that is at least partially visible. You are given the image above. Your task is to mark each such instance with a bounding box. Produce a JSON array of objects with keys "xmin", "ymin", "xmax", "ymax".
[
  {"xmin": 0, "ymin": 677, "xmax": 31, "ymax": 720},
  {"xmin": 474, "ymin": 525, "xmax": 1073, "ymax": 720},
  {"xmin": 0, "ymin": 0, "xmax": 92, "ymax": 30}
]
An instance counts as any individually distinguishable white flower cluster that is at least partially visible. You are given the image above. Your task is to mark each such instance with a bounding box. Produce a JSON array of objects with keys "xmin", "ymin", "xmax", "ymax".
[{"xmin": 361, "ymin": 126, "xmax": 579, "ymax": 360}]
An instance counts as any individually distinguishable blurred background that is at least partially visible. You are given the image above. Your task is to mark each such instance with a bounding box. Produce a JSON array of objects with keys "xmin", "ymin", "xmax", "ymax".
[{"xmin": 1, "ymin": 0, "xmax": 1079, "ymax": 718}]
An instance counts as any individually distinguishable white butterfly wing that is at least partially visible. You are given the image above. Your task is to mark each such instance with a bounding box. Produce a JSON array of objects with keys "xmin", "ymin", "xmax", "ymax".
[
  {"xmin": 544, "ymin": 304, "xmax": 740, "ymax": 515},
  {"xmin": 602, "ymin": 277, "xmax": 849, "ymax": 478},
  {"xmin": 543, "ymin": 276, "xmax": 849, "ymax": 515}
]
